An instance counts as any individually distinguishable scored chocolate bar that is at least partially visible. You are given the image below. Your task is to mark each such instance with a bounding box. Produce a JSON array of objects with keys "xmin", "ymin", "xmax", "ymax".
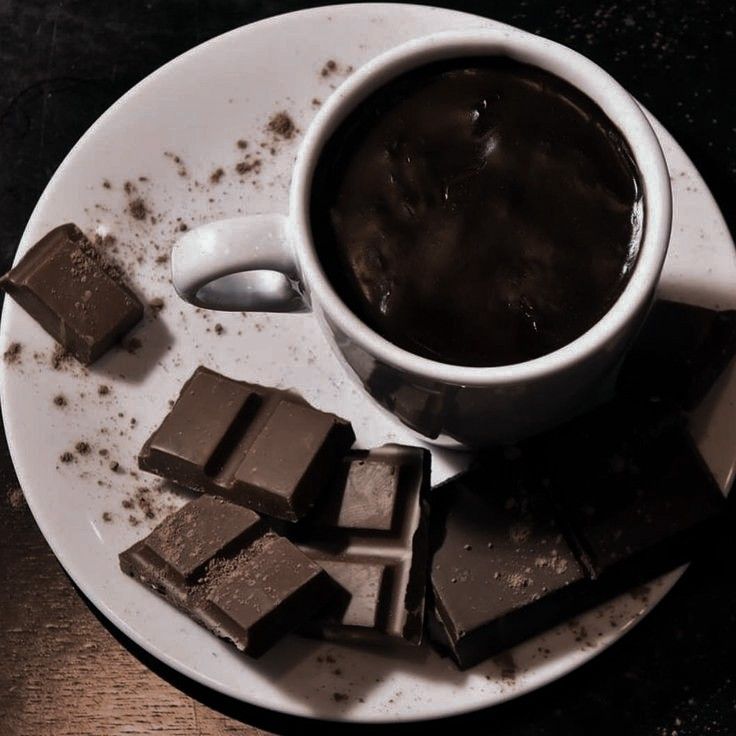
[
  {"xmin": 0, "ymin": 223, "xmax": 143, "ymax": 363},
  {"xmin": 291, "ymin": 444, "xmax": 431, "ymax": 646},
  {"xmin": 529, "ymin": 398, "xmax": 727, "ymax": 580},
  {"xmin": 618, "ymin": 299, "xmax": 736, "ymax": 409},
  {"xmin": 139, "ymin": 366, "xmax": 355, "ymax": 521},
  {"xmin": 119, "ymin": 495, "xmax": 343, "ymax": 658},
  {"xmin": 428, "ymin": 398, "xmax": 727, "ymax": 669}
]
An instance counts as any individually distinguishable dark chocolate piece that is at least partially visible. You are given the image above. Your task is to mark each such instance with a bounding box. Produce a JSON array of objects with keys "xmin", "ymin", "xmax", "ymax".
[
  {"xmin": 530, "ymin": 398, "xmax": 727, "ymax": 579},
  {"xmin": 0, "ymin": 224, "xmax": 143, "ymax": 363},
  {"xmin": 428, "ymin": 398, "xmax": 727, "ymax": 669},
  {"xmin": 618, "ymin": 300, "xmax": 736, "ymax": 409},
  {"xmin": 138, "ymin": 367, "xmax": 355, "ymax": 521},
  {"xmin": 293, "ymin": 444, "xmax": 430, "ymax": 646},
  {"xmin": 119, "ymin": 495, "xmax": 341, "ymax": 657},
  {"xmin": 429, "ymin": 458, "xmax": 587, "ymax": 669}
]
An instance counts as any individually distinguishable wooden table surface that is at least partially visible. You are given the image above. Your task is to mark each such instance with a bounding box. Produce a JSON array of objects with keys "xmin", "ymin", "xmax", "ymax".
[{"xmin": 1, "ymin": 2, "xmax": 735, "ymax": 734}]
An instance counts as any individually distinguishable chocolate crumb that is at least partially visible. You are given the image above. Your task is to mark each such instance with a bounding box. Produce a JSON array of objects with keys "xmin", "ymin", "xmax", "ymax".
[
  {"xmin": 125, "ymin": 337, "xmax": 143, "ymax": 354},
  {"xmin": 214, "ymin": 323, "xmax": 224, "ymax": 335},
  {"xmin": 60, "ymin": 452, "xmax": 75, "ymax": 464},
  {"xmin": 123, "ymin": 181, "xmax": 135, "ymax": 195},
  {"xmin": 51, "ymin": 346, "xmax": 72, "ymax": 371},
  {"xmin": 102, "ymin": 179, "xmax": 111, "ymax": 189},
  {"xmin": 122, "ymin": 498, "xmax": 134, "ymax": 509},
  {"xmin": 332, "ymin": 692, "xmax": 348, "ymax": 702},
  {"xmin": 164, "ymin": 151, "xmax": 188, "ymax": 177},
  {"xmin": 109, "ymin": 461, "xmax": 120, "ymax": 472},
  {"xmin": 178, "ymin": 223, "xmax": 188, "ymax": 232},
  {"xmin": 155, "ymin": 254, "xmax": 169, "ymax": 265},
  {"xmin": 128, "ymin": 197, "xmax": 148, "ymax": 221},
  {"xmin": 236, "ymin": 139, "xmax": 248, "ymax": 149},
  {"xmin": 312, "ymin": 98, "xmax": 321, "ymax": 107},
  {"xmin": 128, "ymin": 515, "xmax": 140, "ymax": 527},
  {"xmin": 321, "ymin": 59, "xmax": 338, "ymax": 77},
  {"xmin": 75, "ymin": 441, "xmax": 91, "ymax": 455},
  {"xmin": 6, "ymin": 487, "xmax": 24, "ymax": 509},
  {"xmin": 102, "ymin": 512, "xmax": 112, "ymax": 522},
  {"xmin": 3, "ymin": 342, "xmax": 22, "ymax": 364},
  {"xmin": 325, "ymin": 654, "xmax": 336, "ymax": 664},
  {"xmin": 267, "ymin": 112, "xmax": 296, "ymax": 139},
  {"xmin": 98, "ymin": 448, "xmax": 109, "ymax": 457},
  {"xmin": 53, "ymin": 394, "xmax": 67, "ymax": 407},
  {"xmin": 210, "ymin": 167, "xmax": 225, "ymax": 184},
  {"xmin": 149, "ymin": 297, "xmax": 165, "ymax": 314},
  {"xmin": 98, "ymin": 384, "xmax": 110, "ymax": 396},
  {"xmin": 235, "ymin": 159, "xmax": 261, "ymax": 175}
]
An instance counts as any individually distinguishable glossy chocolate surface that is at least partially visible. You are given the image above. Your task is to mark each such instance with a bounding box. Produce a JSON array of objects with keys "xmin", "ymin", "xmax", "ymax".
[
  {"xmin": 138, "ymin": 367, "xmax": 355, "ymax": 521},
  {"xmin": 312, "ymin": 57, "xmax": 642, "ymax": 366},
  {"xmin": 0, "ymin": 223, "xmax": 143, "ymax": 363}
]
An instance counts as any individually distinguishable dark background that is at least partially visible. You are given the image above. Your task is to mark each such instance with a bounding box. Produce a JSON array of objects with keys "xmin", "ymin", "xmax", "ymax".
[{"xmin": 1, "ymin": 1, "xmax": 734, "ymax": 734}]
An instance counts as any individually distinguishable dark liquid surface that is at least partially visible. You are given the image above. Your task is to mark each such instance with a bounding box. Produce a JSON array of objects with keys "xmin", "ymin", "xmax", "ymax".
[{"xmin": 311, "ymin": 58, "xmax": 642, "ymax": 367}]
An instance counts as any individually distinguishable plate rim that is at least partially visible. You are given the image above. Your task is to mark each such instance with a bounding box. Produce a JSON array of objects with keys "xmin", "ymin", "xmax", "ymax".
[{"xmin": 0, "ymin": 2, "xmax": 729, "ymax": 723}]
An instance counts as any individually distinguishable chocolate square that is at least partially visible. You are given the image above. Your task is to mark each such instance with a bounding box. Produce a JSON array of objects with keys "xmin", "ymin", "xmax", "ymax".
[
  {"xmin": 0, "ymin": 224, "xmax": 143, "ymax": 363},
  {"xmin": 429, "ymin": 460, "xmax": 587, "ymax": 669}
]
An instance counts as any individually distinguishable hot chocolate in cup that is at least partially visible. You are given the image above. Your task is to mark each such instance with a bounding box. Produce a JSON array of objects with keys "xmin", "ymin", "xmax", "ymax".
[{"xmin": 171, "ymin": 27, "xmax": 671, "ymax": 446}]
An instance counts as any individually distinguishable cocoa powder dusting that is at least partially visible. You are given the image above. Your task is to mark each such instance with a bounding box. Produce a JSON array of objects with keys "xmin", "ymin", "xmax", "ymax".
[
  {"xmin": 6, "ymin": 487, "xmax": 25, "ymax": 509},
  {"xmin": 3, "ymin": 342, "xmax": 22, "ymax": 364},
  {"xmin": 235, "ymin": 159, "xmax": 261, "ymax": 175},
  {"xmin": 128, "ymin": 197, "xmax": 148, "ymax": 221},
  {"xmin": 267, "ymin": 112, "xmax": 296, "ymax": 139}
]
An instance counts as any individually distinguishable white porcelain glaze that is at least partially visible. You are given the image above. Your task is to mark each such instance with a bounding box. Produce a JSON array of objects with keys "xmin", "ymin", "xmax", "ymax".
[
  {"xmin": 0, "ymin": 4, "xmax": 734, "ymax": 723},
  {"xmin": 171, "ymin": 25, "xmax": 672, "ymax": 445}
]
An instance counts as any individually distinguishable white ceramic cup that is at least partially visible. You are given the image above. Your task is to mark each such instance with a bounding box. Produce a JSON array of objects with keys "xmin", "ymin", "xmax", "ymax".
[{"xmin": 171, "ymin": 27, "xmax": 672, "ymax": 447}]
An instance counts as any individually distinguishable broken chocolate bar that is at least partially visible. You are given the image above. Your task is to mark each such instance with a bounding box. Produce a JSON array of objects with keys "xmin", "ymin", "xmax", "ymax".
[
  {"xmin": 429, "ymin": 398, "xmax": 727, "ymax": 669},
  {"xmin": 429, "ymin": 457, "xmax": 587, "ymax": 669},
  {"xmin": 529, "ymin": 398, "xmax": 727, "ymax": 580},
  {"xmin": 292, "ymin": 444, "xmax": 430, "ymax": 646},
  {"xmin": 618, "ymin": 300, "xmax": 736, "ymax": 409},
  {"xmin": 138, "ymin": 366, "xmax": 355, "ymax": 521},
  {"xmin": 0, "ymin": 224, "xmax": 143, "ymax": 363},
  {"xmin": 119, "ymin": 495, "xmax": 341, "ymax": 657}
]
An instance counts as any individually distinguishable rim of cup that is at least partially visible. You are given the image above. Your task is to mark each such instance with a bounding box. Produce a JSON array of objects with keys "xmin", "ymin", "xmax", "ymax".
[{"xmin": 291, "ymin": 28, "xmax": 672, "ymax": 387}]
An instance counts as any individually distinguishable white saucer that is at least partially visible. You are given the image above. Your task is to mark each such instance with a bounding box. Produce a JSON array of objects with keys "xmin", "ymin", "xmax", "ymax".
[{"xmin": 1, "ymin": 3, "xmax": 734, "ymax": 723}]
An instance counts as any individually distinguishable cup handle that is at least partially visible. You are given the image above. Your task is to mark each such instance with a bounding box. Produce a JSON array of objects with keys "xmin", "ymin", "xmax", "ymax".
[{"xmin": 170, "ymin": 215, "xmax": 309, "ymax": 313}]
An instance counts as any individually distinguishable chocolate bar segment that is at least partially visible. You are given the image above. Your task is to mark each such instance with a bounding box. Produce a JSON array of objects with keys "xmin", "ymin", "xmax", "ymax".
[
  {"xmin": 139, "ymin": 367, "xmax": 355, "ymax": 521},
  {"xmin": 120, "ymin": 495, "xmax": 341, "ymax": 657},
  {"xmin": 293, "ymin": 444, "xmax": 430, "ymax": 645},
  {"xmin": 530, "ymin": 398, "xmax": 727, "ymax": 579},
  {"xmin": 0, "ymin": 224, "xmax": 143, "ymax": 363},
  {"xmin": 427, "ymin": 398, "xmax": 727, "ymax": 669},
  {"xmin": 618, "ymin": 300, "xmax": 736, "ymax": 409},
  {"xmin": 429, "ymin": 459, "xmax": 588, "ymax": 669}
]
